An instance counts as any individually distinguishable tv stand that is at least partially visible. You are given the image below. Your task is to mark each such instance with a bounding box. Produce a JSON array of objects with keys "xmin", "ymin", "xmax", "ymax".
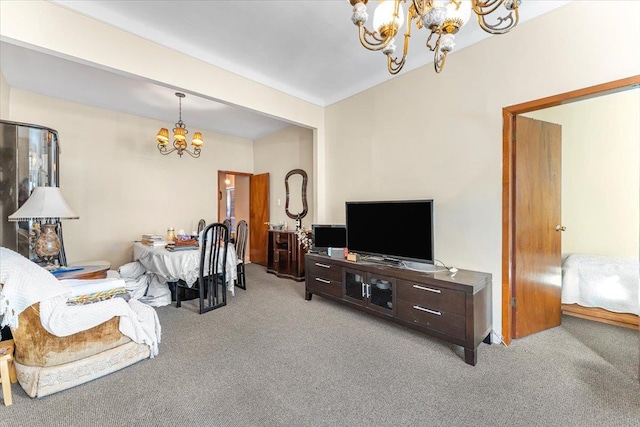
[{"xmin": 305, "ymin": 253, "xmax": 492, "ymax": 366}]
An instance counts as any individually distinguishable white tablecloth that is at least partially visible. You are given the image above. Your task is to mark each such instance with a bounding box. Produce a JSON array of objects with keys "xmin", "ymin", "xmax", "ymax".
[{"xmin": 133, "ymin": 242, "xmax": 238, "ymax": 296}]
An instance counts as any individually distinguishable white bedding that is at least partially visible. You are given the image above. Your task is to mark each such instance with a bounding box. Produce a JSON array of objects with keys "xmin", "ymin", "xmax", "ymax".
[{"xmin": 561, "ymin": 253, "xmax": 639, "ymax": 315}]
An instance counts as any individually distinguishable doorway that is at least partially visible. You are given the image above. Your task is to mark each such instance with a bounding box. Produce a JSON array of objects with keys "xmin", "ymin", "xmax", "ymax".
[
  {"xmin": 218, "ymin": 170, "xmax": 270, "ymax": 266},
  {"xmin": 501, "ymin": 75, "xmax": 640, "ymax": 345},
  {"xmin": 218, "ymin": 171, "xmax": 251, "ymax": 259}
]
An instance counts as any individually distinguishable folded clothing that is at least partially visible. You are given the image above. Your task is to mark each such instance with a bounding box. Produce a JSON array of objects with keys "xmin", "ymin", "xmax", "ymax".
[
  {"xmin": 67, "ymin": 288, "xmax": 130, "ymax": 305},
  {"xmin": 60, "ymin": 278, "xmax": 127, "ymax": 297}
]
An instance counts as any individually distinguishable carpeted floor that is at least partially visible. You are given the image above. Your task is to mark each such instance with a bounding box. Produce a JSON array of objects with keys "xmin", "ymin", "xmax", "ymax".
[{"xmin": 3, "ymin": 264, "xmax": 640, "ymax": 426}]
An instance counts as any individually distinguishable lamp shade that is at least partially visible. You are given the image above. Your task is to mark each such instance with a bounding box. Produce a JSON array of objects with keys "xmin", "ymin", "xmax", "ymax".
[
  {"xmin": 8, "ymin": 187, "xmax": 79, "ymax": 221},
  {"xmin": 191, "ymin": 132, "xmax": 204, "ymax": 148},
  {"xmin": 373, "ymin": 0, "xmax": 404, "ymax": 34},
  {"xmin": 174, "ymin": 127, "xmax": 187, "ymax": 142},
  {"xmin": 156, "ymin": 128, "xmax": 170, "ymax": 146}
]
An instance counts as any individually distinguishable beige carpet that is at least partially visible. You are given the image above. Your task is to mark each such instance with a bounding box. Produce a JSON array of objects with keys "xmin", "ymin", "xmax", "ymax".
[{"xmin": 3, "ymin": 263, "xmax": 639, "ymax": 426}]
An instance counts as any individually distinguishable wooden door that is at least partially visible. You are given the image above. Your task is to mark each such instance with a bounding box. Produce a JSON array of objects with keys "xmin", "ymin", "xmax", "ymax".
[
  {"xmin": 250, "ymin": 173, "xmax": 269, "ymax": 266},
  {"xmin": 513, "ymin": 116, "xmax": 563, "ymax": 338}
]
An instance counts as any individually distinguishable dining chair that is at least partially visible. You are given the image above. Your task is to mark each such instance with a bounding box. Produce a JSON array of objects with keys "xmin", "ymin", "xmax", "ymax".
[
  {"xmin": 235, "ymin": 220, "xmax": 248, "ymax": 290},
  {"xmin": 222, "ymin": 217, "xmax": 231, "ymax": 230},
  {"xmin": 175, "ymin": 222, "xmax": 229, "ymax": 314},
  {"xmin": 197, "ymin": 219, "xmax": 206, "ymax": 234}
]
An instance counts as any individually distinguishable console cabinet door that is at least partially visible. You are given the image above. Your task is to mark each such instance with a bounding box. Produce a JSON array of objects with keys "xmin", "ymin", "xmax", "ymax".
[
  {"xmin": 343, "ymin": 268, "xmax": 395, "ymax": 316},
  {"xmin": 366, "ymin": 272, "xmax": 395, "ymax": 315},
  {"xmin": 344, "ymin": 268, "xmax": 366, "ymax": 306}
]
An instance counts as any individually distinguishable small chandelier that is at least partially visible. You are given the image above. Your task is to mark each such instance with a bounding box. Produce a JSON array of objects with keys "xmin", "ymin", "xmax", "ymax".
[
  {"xmin": 156, "ymin": 92, "xmax": 204, "ymax": 158},
  {"xmin": 349, "ymin": 0, "xmax": 521, "ymax": 74}
]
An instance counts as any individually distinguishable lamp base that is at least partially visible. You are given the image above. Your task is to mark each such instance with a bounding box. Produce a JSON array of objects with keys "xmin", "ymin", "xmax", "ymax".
[{"xmin": 35, "ymin": 223, "xmax": 61, "ymax": 267}]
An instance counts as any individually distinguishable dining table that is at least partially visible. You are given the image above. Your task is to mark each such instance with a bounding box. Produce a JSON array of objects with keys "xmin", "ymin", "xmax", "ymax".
[{"xmin": 132, "ymin": 242, "xmax": 238, "ymax": 296}]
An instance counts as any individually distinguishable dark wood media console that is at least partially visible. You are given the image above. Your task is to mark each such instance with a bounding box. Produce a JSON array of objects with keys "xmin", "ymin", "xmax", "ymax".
[{"xmin": 304, "ymin": 253, "xmax": 492, "ymax": 366}]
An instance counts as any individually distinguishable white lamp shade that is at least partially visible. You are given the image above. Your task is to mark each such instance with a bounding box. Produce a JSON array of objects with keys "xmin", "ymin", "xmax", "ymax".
[
  {"xmin": 8, "ymin": 186, "xmax": 79, "ymax": 221},
  {"xmin": 373, "ymin": 0, "xmax": 404, "ymax": 34},
  {"xmin": 446, "ymin": 0, "xmax": 471, "ymax": 26}
]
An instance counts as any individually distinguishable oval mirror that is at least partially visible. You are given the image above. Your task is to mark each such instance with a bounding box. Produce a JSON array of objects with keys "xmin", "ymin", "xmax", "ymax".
[{"xmin": 285, "ymin": 169, "xmax": 308, "ymax": 220}]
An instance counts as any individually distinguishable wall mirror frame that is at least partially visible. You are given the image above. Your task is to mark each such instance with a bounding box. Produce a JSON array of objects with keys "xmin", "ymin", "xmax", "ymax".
[{"xmin": 285, "ymin": 168, "xmax": 308, "ymax": 220}]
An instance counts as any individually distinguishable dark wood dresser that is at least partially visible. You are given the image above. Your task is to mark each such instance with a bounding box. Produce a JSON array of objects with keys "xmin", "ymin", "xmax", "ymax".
[
  {"xmin": 305, "ymin": 253, "xmax": 492, "ymax": 365},
  {"xmin": 267, "ymin": 230, "xmax": 307, "ymax": 281}
]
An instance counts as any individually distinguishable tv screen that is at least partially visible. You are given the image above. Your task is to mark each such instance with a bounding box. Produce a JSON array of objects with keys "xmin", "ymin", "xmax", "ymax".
[
  {"xmin": 312, "ymin": 224, "xmax": 347, "ymax": 252},
  {"xmin": 346, "ymin": 200, "xmax": 434, "ymax": 264}
]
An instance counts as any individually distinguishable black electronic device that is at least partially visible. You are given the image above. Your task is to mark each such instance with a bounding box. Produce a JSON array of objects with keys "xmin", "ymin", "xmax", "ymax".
[
  {"xmin": 345, "ymin": 199, "xmax": 434, "ymax": 265},
  {"xmin": 311, "ymin": 224, "xmax": 347, "ymax": 254}
]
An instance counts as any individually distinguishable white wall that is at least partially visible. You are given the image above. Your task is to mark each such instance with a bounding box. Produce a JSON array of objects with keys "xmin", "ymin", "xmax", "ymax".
[
  {"xmin": 526, "ymin": 90, "xmax": 640, "ymax": 259},
  {"xmin": 324, "ymin": 1, "xmax": 640, "ymax": 339},
  {"xmin": 10, "ymin": 89, "xmax": 254, "ymax": 268},
  {"xmin": 0, "ymin": 69, "xmax": 9, "ymax": 120},
  {"xmin": 254, "ymin": 125, "xmax": 315, "ymax": 230}
]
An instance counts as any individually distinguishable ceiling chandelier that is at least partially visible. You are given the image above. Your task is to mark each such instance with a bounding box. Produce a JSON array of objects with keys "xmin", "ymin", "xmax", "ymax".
[
  {"xmin": 156, "ymin": 92, "xmax": 203, "ymax": 158},
  {"xmin": 349, "ymin": 0, "xmax": 521, "ymax": 74}
]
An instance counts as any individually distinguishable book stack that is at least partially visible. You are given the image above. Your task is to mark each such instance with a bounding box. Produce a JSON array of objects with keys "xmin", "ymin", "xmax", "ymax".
[{"xmin": 141, "ymin": 234, "xmax": 167, "ymax": 246}]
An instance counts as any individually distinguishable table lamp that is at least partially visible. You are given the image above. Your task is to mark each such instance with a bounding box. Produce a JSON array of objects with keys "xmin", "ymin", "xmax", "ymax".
[{"xmin": 8, "ymin": 186, "xmax": 79, "ymax": 267}]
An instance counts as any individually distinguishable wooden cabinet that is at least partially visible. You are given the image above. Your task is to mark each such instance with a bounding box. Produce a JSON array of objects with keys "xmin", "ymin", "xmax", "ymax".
[
  {"xmin": 305, "ymin": 253, "xmax": 492, "ymax": 366},
  {"xmin": 267, "ymin": 230, "xmax": 307, "ymax": 281}
]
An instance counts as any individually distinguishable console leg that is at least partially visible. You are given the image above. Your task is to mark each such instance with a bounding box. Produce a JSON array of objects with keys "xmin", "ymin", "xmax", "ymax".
[
  {"xmin": 483, "ymin": 333, "xmax": 492, "ymax": 345},
  {"xmin": 464, "ymin": 348, "xmax": 477, "ymax": 366},
  {"xmin": 305, "ymin": 292, "xmax": 313, "ymax": 301}
]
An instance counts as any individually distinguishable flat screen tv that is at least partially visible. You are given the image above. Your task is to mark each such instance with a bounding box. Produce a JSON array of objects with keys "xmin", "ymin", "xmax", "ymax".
[
  {"xmin": 346, "ymin": 199, "xmax": 434, "ymax": 264},
  {"xmin": 312, "ymin": 224, "xmax": 347, "ymax": 253}
]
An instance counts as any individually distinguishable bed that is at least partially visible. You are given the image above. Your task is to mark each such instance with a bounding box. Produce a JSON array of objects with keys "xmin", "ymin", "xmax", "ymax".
[{"xmin": 561, "ymin": 253, "xmax": 639, "ymax": 329}]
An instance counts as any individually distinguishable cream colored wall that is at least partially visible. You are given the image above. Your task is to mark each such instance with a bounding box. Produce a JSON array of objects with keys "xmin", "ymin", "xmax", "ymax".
[
  {"xmin": 0, "ymin": 69, "xmax": 10, "ymax": 120},
  {"xmin": 324, "ymin": 1, "xmax": 640, "ymax": 339},
  {"xmin": 254, "ymin": 125, "xmax": 314, "ymax": 230},
  {"xmin": 10, "ymin": 89, "xmax": 254, "ymax": 269},
  {"xmin": 526, "ymin": 90, "xmax": 640, "ymax": 259}
]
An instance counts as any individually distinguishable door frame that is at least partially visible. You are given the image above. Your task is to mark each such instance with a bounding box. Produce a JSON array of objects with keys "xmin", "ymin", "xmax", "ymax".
[
  {"xmin": 217, "ymin": 169, "xmax": 252, "ymax": 222},
  {"xmin": 501, "ymin": 75, "xmax": 640, "ymax": 345}
]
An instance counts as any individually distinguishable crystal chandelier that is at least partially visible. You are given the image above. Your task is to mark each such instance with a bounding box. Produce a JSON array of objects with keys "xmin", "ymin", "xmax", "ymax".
[
  {"xmin": 156, "ymin": 92, "xmax": 204, "ymax": 158},
  {"xmin": 349, "ymin": 0, "xmax": 521, "ymax": 74}
]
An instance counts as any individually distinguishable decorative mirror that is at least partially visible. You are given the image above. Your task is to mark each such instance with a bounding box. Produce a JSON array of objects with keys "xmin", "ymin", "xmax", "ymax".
[{"xmin": 285, "ymin": 169, "xmax": 308, "ymax": 220}]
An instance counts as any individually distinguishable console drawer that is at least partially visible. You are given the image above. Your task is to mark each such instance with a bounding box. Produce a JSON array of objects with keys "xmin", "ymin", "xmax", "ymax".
[
  {"xmin": 396, "ymin": 298, "xmax": 466, "ymax": 340},
  {"xmin": 307, "ymin": 276, "xmax": 342, "ymax": 298},
  {"xmin": 396, "ymin": 279, "xmax": 465, "ymax": 316},
  {"xmin": 307, "ymin": 261, "xmax": 342, "ymax": 282}
]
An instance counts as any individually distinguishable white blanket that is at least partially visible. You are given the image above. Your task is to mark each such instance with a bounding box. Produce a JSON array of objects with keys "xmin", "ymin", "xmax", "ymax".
[
  {"xmin": 561, "ymin": 253, "xmax": 639, "ymax": 315},
  {"xmin": 0, "ymin": 247, "xmax": 70, "ymax": 329},
  {"xmin": 0, "ymin": 247, "xmax": 161, "ymax": 357},
  {"xmin": 40, "ymin": 295, "xmax": 161, "ymax": 358}
]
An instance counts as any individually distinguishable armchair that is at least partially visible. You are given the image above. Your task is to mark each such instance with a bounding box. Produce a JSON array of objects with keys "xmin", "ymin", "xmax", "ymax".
[{"xmin": 0, "ymin": 247, "xmax": 160, "ymax": 398}]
